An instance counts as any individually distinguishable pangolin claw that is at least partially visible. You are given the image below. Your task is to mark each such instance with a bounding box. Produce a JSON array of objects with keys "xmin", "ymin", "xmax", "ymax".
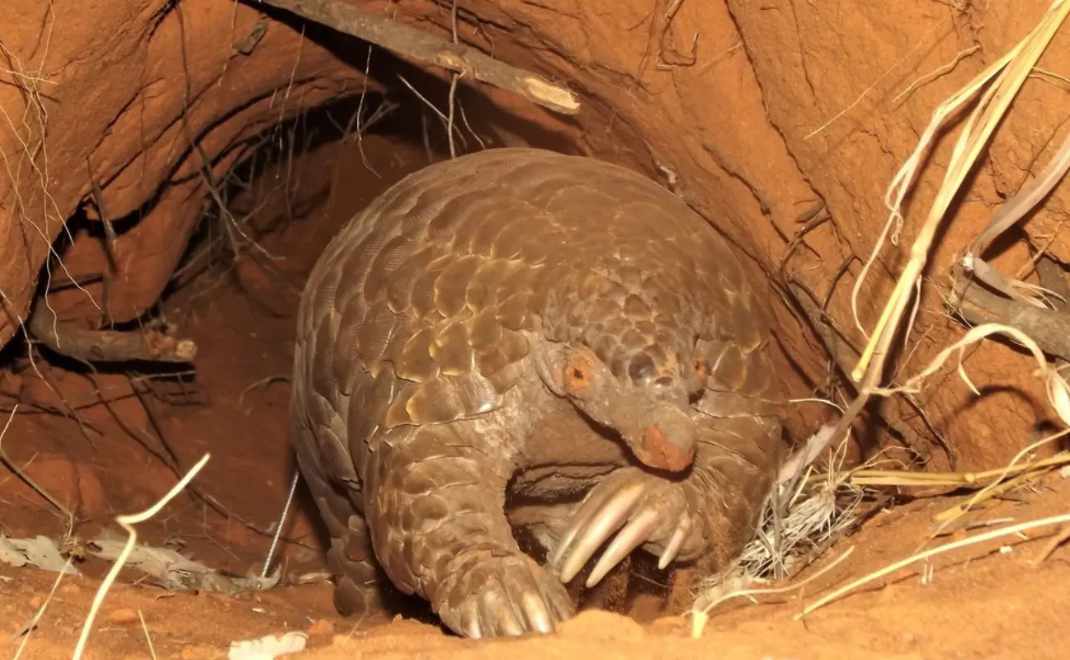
[
  {"xmin": 658, "ymin": 516, "xmax": 691, "ymax": 569},
  {"xmin": 551, "ymin": 467, "xmax": 703, "ymax": 587},
  {"xmin": 586, "ymin": 508, "xmax": 660, "ymax": 587},
  {"xmin": 438, "ymin": 551, "xmax": 573, "ymax": 639}
]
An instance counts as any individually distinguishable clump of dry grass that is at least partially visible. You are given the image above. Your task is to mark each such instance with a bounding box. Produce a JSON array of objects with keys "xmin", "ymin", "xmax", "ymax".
[
  {"xmin": 692, "ymin": 434, "xmax": 874, "ymax": 620},
  {"xmin": 737, "ymin": 440, "xmax": 868, "ymax": 583}
]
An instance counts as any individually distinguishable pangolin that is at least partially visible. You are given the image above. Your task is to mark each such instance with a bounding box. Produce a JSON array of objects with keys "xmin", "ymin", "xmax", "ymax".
[{"xmin": 291, "ymin": 148, "xmax": 783, "ymax": 638}]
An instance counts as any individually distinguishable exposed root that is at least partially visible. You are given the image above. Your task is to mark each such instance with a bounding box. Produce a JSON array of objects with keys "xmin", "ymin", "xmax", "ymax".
[
  {"xmin": 28, "ymin": 302, "xmax": 197, "ymax": 364},
  {"xmin": 948, "ymin": 271, "xmax": 1070, "ymax": 362},
  {"xmin": 72, "ymin": 453, "xmax": 210, "ymax": 660},
  {"xmin": 254, "ymin": 0, "xmax": 580, "ymax": 114},
  {"xmin": 398, "ymin": 73, "xmax": 469, "ymax": 154},
  {"xmin": 0, "ymin": 404, "xmax": 72, "ymax": 521}
]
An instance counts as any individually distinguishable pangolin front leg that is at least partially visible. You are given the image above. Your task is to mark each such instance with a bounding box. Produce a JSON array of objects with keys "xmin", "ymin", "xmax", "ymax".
[
  {"xmin": 362, "ymin": 423, "xmax": 574, "ymax": 638},
  {"xmin": 552, "ymin": 414, "xmax": 781, "ymax": 586}
]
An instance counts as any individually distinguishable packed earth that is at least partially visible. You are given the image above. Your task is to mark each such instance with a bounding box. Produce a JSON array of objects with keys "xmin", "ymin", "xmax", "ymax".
[{"xmin": 2, "ymin": 1, "xmax": 1070, "ymax": 658}]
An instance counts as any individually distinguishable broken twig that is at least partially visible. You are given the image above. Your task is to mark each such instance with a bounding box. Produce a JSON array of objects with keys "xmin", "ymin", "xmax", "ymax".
[
  {"xmin": 252, "ymin": 0, "xmax": 580, "ymax": 115},
  {"xmin": 29, "ymin": 302, "xmax": 197, "ymax": 364},
  {"xmin": 949, "ymin": 271, "xmax": 1070, "ymax": 363}
]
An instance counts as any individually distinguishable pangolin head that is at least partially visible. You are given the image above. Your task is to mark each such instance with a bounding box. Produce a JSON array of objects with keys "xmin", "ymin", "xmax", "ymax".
[
  {"xmin": 538, "ymin": 268, "xmax": 709, "ymax": 472},
  {"xmin": 555, "ymin": 341, "xmax": 707, "ymax": 472}
]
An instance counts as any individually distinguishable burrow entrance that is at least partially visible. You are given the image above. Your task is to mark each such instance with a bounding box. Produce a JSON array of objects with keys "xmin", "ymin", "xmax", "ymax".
[{"xmin": 2, "ymin": 1, "xmax": 1070, "ymax": 658}]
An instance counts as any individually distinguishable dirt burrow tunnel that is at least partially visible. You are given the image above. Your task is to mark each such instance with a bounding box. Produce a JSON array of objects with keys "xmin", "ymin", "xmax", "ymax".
[{"xmin": 2, "ymin": 1, "xmax": 1070, "ymax": 658}]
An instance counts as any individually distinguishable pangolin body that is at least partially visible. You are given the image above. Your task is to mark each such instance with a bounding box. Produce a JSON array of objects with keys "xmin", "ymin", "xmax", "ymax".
[{"xmin": 291, "ymin": 148, "xmax": 783, "ymax": 638}]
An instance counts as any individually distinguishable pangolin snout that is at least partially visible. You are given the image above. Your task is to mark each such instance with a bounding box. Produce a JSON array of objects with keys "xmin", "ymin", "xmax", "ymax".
[{"xmin": 631, "ymin": 404, "xmax": 696, "ymax": 472}]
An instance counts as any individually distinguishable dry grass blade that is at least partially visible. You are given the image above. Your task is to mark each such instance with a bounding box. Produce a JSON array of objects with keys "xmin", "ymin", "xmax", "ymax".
[
  {"xmin": 72, "ymin": 453, "xmax": 210, "ymax": 660},
  {"xmin": 796, "ymin": 512, "xmax": 1070, "ymax": 619},
  {"xmin": 853, "ymin": 2, "xmax": 1070, "ymax": 382},
  {"xmin": 850, "ymin": 40, "xmax": 1025, "ymax": 337},
  {"xmin": 839, "ymin": 449, "xmax": 1070, "ymax": 488},
  {"xmin": 12, "ymin": 556, "xmax": 73, "ymax": 660},
  {"xmin": 931, "ymin": 430, "xmax": 1069, "ymax": 525},
  {"xmin": 874, "ymin": 322, "xmax": 1070, "ymax": 426},
  {"xmin": 690, "ymin": 547, "xmax": 854, "ymax": 638},
  {"xmin": 261, "ymin": 470, "xmax": 299, "ymax": 578},
  {"xmin": 138, "ymin": 609, "xmax": 158, "ymax": 660},
  {"xmin": 961, "ymin": 126, "xmax": 1070, "ymax": 305}
]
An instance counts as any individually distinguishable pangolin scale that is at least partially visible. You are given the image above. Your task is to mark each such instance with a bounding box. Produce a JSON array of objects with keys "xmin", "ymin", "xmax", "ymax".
[{"xmin": 291, "ymin": 148, "xmax": 783, "ymax": 638}]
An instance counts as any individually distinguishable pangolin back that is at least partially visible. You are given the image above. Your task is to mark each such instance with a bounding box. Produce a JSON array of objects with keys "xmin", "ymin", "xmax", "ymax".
[{"xmin": 295, "ymin": 148, "xmax": 773, "ymax": 463}]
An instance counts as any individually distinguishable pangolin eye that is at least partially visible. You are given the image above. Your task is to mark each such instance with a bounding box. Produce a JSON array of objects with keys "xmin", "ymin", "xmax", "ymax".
[
  {"xmin": 628, "ymin": 354, "xmax": 656, "ymax": 384},
  {"xmin": 693, "ymin": 358, "xmax": 709, "ymax": 376}
]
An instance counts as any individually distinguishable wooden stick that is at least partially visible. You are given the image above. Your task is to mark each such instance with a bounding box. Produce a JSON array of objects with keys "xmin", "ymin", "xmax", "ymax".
[
  {"xmin": 950, "ymin": 271, "xmax": 1070, "ymax": 363},
  {"xmin": 252, "ymin": 0, "xmax": 580, "ymax": 115},
  {"xmin": 29, "ymin": 303, "xmax": 197, "ymax": 364}
]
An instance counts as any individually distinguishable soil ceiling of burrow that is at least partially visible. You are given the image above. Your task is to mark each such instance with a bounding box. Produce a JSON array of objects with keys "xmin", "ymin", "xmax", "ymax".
[{"xmin": 1, "ymin": 0, "xmax": 1070, "ymax": 658}]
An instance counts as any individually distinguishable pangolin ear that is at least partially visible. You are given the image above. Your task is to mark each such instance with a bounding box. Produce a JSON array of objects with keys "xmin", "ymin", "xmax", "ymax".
[
  {"xmin": 533, "ymin": 343, "xmax": 603, "ymax": 400},
  {"xmin": 533, "ymin": 342, "xmax": 570, "ymax": 396},
  {"xmin": 560, "ymin": 347, "xmax": 601, "ymax": 400}
]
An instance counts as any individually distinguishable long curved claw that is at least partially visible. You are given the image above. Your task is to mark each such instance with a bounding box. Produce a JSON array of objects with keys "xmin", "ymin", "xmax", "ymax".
[
  {"xmin": 518, "ymin": 589, "xmax": 554, "ymax": 634},
  {"xmin": 556, "ymin": 483, "xmax": 646, "ymax": 583},
  {"xmin": 438, "ymin": 551, "xmax": 572, "ymax": 638},
  {"xmin": 459, "ymin": 602, "xmax": 482, "ymax": 639},
  {"xmin": 585, "ymin": 508, "xmax": 660, "ymax": 587},
  {"xmin": 541, "ymin": 578, "xmax": 576, "ymax": 622},
  {"xmin": 550, "ymin": 481, "xmax": 631, "ymax": 568},
  {"xmin": 481, "ymin": 578, "xmax": 524, "ymax": 637},
  {"xmin": 657, "ymin": 515, "xmax": 691, "ymax": 570}
]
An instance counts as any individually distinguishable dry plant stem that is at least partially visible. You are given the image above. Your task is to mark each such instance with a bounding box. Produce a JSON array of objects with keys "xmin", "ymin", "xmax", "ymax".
[
  {"xmin": 930, "ymin": 430, "xmax": 1069, "ymax": 527},
  {"xmin": 138, "ymin": 609, "xmax": 158, "ymax": 660},
  {"xmin": 851, "ymin": 29, "xmax": 1034, "ymax": 337},
  {"xmin": 836, "ymin": 5, "xmax": 1070, "ymax": 457},
  {"xmin": 786, "ymin": 281, "xmax": 941, "ymax": 460},
  {"xmin": 796, "ymin": 512, "xmax": 1070, "ymax": 619},
  {"xmin": 892, "ymin": 45, "xmax": 981, "ymax": 106},
  {"xmin": 843, "ymin": 450, "xmax": 1070, "ymax": 487},
  {"xmin": 950, "ymin": 274, "xmax": 1070, "ymax": 361},
  {"xmin": 689, "ymin": 547, "xmax": 855, "ymax": 638},
  {"xmin": 252, "ymin": 0, "xmax": 580, "ymax": 114},
  {"xmin": 72, "ymin": 453, "xmax": 211, "ymax": 660},
  {"xmin": 961, "ymin": 127, "xmax": 1070, "ymax": 304},
  {"xmin": 28, "ymin": 303, "xmax": 197, "ymax": 363},
  {"xmin": 1033, "ymin": 524, "xmax": 1070, "ymax": 564},
  {"xmin": 931, "ymin": 467, "xmax": 1048, "ymax": 527},
  {"xmin": 0, "ymin": 404, "xmax": 71, "ymax": 519},
  {"xmin": 13, "ymin": 556, "xmax": 73, "ymax": 660},
  {"xmin": 968, "ymin": 127, "xmax": 1070, "ymax": 259},
  {"xmin": 262, "ymin": 470, "xmax": 300, "ymax": 578},
  {"xmin": 446, "ymin": 0, "xmax": 459, "ymax": 159}
]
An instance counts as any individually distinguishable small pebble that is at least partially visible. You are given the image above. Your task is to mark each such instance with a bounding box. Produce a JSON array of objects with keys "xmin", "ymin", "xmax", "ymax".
[
  {"xmin": 307, "ymin": 619, "xmax": 335, "ymax": 636},
  {"xmin": 108, "ymin": 608, "xmax": 140, "ymax": 625}
]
